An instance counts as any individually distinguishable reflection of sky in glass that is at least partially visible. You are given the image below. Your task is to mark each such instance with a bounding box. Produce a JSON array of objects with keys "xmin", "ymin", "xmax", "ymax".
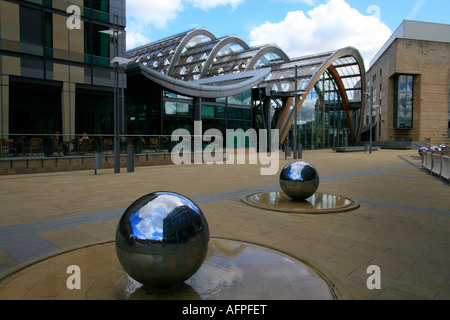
[
  {"xmin": 130, "ymin": 193, "xmax": 199, "ymax": 241},
  {"xmin": 287, "ymin": 162, "xmax": 306, "ymax": 181}
]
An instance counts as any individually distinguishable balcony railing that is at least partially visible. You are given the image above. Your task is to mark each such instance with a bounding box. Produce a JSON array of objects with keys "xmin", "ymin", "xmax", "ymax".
[{"xmin": 0, "ymin": 134, "xmax": 174, "ymax": 159}]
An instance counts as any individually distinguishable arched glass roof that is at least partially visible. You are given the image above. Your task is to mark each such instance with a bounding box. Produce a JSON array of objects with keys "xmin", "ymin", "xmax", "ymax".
[{"xmin": 126, "ymin": 28, "xmax": 366, "ymax": 144}]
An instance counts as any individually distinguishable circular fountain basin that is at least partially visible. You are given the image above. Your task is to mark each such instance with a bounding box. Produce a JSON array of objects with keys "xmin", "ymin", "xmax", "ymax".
[{"xmin": 242, "ymin": 192, "xmax": 359, "ymax": 214}]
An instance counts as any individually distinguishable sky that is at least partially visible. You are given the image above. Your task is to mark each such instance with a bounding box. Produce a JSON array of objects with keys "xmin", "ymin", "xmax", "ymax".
[{"xmin": 125, "ymin": 0, "xmax": 449, "ymax": 67}]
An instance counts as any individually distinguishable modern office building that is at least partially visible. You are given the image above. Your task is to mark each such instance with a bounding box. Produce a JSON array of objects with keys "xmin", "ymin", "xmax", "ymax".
[
  {"xmin": 366, "ymin": 20, "xmax": 450, "ymax": 147},
  {"xmin": 125, "ymin": 29, "xmax": 367, "ymax": 150},
  {"xmin": 0, "ymin": 0, "xmax": 126, "ymax": 140}
]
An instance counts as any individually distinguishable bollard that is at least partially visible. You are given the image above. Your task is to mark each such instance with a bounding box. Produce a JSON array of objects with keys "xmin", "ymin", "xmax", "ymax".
[
  {"xmin": 94, "ymin": 151, "xmax": 102, "ymax": 175},
  {"xmin": 127, "ymin": 146, "xmax": 135, "ymax": 172},
  {"xmin": 285, "ymin": 144, "xmax": 291, "ymax": 159}
]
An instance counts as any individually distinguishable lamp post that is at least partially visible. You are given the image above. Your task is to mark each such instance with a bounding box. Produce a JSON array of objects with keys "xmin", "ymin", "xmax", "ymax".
[
  {"xmin": 100, "ymin": 15, "xmax": 131, "ymax": 173},
  {"xmin": 364, "ymin": 92, "xmax": 373, "ymax": 154},
  {"xmin": 293, "ymin": 66, "xmax": 298, "ymax": 159}
]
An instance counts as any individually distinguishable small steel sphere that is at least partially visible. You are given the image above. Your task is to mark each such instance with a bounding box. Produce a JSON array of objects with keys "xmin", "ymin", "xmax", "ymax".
[
  {"xmin": 115, "ymin": 192, "xmax": 209, "ymax": 288},
  {"xmin": 280, "ymin": 161, "xmax": 320, "ymax": 201}
]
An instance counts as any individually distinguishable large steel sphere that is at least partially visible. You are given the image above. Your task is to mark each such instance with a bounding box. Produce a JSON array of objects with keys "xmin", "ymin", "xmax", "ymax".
[
  {"xmin": 280, "ymin": 161, "xmax": 320, "ymax": 201},
  {"xmin": 429, "ymin": 146, "xmax": 442, "ymax": 152},
  {"xmin": 115, "ymin": 192, "xmax": 209, "ymax": 288},
  {"xmin": 418, "ymin": 147, "xmax": 428, "ymax": 155}
]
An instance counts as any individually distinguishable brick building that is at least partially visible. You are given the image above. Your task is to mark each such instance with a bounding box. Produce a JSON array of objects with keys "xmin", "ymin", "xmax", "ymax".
[{"xmin": 365, "ymin": 20, "xmax": 450, "ymax": 147}]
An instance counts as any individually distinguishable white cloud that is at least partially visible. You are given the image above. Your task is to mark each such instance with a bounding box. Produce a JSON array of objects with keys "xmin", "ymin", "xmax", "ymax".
[
  {"xmin": 126, "ymin": 0, "xmax": 185, "ymax": 49},
  {"xmin": 126, "ymin": 0, "xmax": 244, "ymax": 23},
  {"xmin": 187, "ymin": 0, "xmax": 245, "ymax": 11},
  {"xmin": 249, "ymin": 0, "xmax": 392, "ymax": 66},
  {"xmin": 126, "ymin": 30, "xmax": 151, "ymax": 50},
  {"xmin": 127, "ymin": 0, "xmax": 185, "ymax": 28},
  {"xmin": 275, "ymin": 0, "xmax": 319, "ymax": 5},
  {"xmin": 126, "ymin": 0, "xmax": 245, "ymax": 49}
]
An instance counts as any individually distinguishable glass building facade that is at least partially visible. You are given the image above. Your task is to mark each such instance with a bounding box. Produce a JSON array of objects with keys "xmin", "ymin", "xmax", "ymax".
[
  {"xmin": 125, "ymin": 75, "xmax": 253, "ymax": 137},
  {"xmin": 126, "ymin": 29, "xmax": 366, "ymax": 150},
  {"xmin": 0, "ymin": 0, "xmax": 126, "ymax": 140}
]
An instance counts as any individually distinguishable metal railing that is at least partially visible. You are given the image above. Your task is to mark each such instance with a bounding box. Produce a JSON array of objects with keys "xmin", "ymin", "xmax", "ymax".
[
  {"xmin": 421, "ymin": 150, "xmax": 450, "ymax": 183},
  {"xmin": 0, "ymin": 133, "xmax": 174, "ymax": 159}
]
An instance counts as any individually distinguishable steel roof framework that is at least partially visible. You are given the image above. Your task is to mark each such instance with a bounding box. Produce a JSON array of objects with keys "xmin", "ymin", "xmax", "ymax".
[{"xmin": 127, "ymin": 29, "xmax": 366, "ymax": 144}]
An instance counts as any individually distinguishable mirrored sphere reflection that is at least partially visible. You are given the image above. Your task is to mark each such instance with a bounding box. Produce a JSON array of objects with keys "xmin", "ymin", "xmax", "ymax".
[
  {"xmin": 115, "ymin": 192, "xmax": 209, "ymax": 288},
  {"xmin": 280, "ymin": 161, "xmax": 320, "ymax": 201},
  {"xmin": 429, "ymin": 146, "xmax": 442, "ymax": 152},
  {"xmin": 418, "ymin": 147, "xmax": 428, "ymax": 155}
]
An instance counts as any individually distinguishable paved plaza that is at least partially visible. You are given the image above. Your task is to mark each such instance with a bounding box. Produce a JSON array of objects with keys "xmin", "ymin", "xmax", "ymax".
[{"xmin": 0, "ymin": 149, "xmax": 449, "ymax": 300}]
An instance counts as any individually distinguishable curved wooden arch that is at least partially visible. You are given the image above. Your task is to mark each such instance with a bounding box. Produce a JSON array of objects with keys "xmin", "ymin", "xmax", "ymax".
[
  {"xmin": 327, "ymin": 64, "xmax": 355, "ymax": 145},
  {"xmin": 278, "ymin": 47, "xmax": 366, "ymax": 145}
]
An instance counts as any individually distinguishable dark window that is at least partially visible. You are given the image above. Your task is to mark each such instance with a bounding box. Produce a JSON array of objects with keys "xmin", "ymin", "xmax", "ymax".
[
  {"xmin": 84, "ymin": 0, "xmax": 109, "ymax": 12},
  {"xmin": 9, "ymin": 82, "xmax": 61, "ymax": 134},
  {"xmin": 76, "ymin": 90, "xmax": 113, "ymax": 135},
  {"xmin": 84, "ymin": 0, "xmax": 109, "ymax": 21},
  {"xmin": 84, "ymin": 22, "xmax": 110, "ymax": 65},
  {"xmin": 92, "ymin": 0, "xmax": 109, "ymax": 13},
  {"xmin": 20, "ymin": 6, "xmax": 43, "ymax": 46},
  {"xmin": 44, "ymin": 12, "xmax": 52, "ymax": 48},
  {"xmin": 201, "ymin": 105, "xmax": 217, "ymax": 118}
]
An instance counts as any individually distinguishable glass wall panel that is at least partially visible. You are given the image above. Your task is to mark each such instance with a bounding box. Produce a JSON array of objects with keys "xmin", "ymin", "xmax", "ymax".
[
  {"xmin": 163, "ymin": 101, "xmax": 193, "ymax": 116},
  {"xmin": 76, "ymin": 91, "xmax": 113, "ymax": 135},
  {"xmin": 44, "ymin": 12, "xmax": 52, "ymax": 48},
  {"xmin": 394, "ymin": 74, "xmax": 414, "ymax": 129},
  {"xmin": 292, "ymin": 74, "xmax": 350, "ymax": 150},
  {"xmin": 228, "ymin": 107, "xmax": 251, "ymax": 120},
  {"xmin": 127, "ymin": 102, "xmax": 161, "ymax": 135},
  {"xmin": 202, "ymin": 119, "xmax": 226, "ymax": 133},
  {"xmin": 84, "ymin": 22, "xmax": 110, "ymax": 66},
  {"xmin": 125, "ymin": 77, "xmax": 162, "ymax": 135},
  {"xmin": 84, "ymin": 0, "xmax": 109, "ymax": 22},
  {"xmin": 91, "ymin": 0, "xmax": 109, "ymax": 12},
  {"xmin": 163, "ymin": 91, "xmax": 192, "ymax": 100},
  {"xmin": 10, "ymin": 82, "xmax": 61, "ymax": 134},
  {"xmin": 229, "ymin": 90, "xmax": 251, "ymax": 106},
  {"xmin": 201, "ymin": 105, "xmax": 215, "ymax": 118},
  {"xmin": 163, "ymin": 117, "xmax": 193, "ymax": 135}
]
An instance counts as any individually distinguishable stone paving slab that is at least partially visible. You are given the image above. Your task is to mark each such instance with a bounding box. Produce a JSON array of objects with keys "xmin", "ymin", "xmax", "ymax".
[{"xmin": 0, "ymin": 149, "xmax": 449, "ymax": 300}]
